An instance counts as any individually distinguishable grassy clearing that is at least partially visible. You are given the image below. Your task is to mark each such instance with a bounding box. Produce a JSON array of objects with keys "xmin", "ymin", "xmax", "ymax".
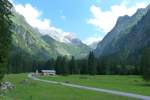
[
  {"xmin": 40, "ymin": 75, "xmax": 150, "ymax": 96},
  {"xmin": 1, "ymin": 74, "xmax": 136, "ymax": 100}
]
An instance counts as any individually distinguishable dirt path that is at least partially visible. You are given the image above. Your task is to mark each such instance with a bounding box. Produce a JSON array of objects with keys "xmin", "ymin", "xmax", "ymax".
[{"xmin": 28, "ymin": 73, "xmax": 150, "ymax": 100}]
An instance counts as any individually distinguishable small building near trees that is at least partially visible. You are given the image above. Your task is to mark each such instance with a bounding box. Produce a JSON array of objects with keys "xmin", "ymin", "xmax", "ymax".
[{"xmin": 41, "ymin": 70, "xmax": 56, "ymax": 76}]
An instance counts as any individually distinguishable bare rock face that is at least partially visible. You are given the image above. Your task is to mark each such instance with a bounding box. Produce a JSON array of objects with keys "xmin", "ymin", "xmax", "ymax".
[
  {"xmin": 94, "ymin": 4, "xmax": 150, "ymax": 62},
  {"xmin": 0, "ymin": 82, "xmax": 15, "ymax": 95}
]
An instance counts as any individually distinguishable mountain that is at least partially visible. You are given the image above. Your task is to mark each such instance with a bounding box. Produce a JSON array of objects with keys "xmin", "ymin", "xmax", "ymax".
[
  {"xmin": 113, "ymin": 10, "xmax": 150, "ymax": 63},
  {"xmin": 64, "ymin": 35, "xmax": 84, "ymax": 46},
  {"xmin": 94, "ymin": 5, "xmax": 150, "ymax": 60},
  {"xmin": 88, "ymin": 41, "xmax": 99, "ymax": 49},
  {"xmin": 11, "ymin": 12, "xmax": 91, "ymax": 60},
  {"xmin": 41, "ymin": 35, "xmax": 91, "ymax": 59}
]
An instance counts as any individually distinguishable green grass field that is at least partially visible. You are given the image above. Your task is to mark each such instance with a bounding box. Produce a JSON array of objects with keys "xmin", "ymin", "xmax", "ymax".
[
  {"xmin": 1, "ymin": 74, "xmax": 139, "ymax": 100},
  {"xmin": 40, "ymin": 75, "xmax": 150, "ymax": 96}
]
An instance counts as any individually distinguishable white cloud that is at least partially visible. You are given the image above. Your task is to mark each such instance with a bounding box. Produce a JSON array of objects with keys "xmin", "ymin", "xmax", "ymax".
[
  {"xmin": 83, "ymin": 34, "xmax": 102, "ymax": 45},
  {"xmin": 88, "ymin": 1, "xmax": 149, "ymax": 33},
  {"xmin": 12, "ymin": 2, "xmax": 75, "ymax": 43},
  {"xmin": 15, "ymin": 4, "xmax": 51, "ymax": 30},
  {"xmin": 40, "ymin": 27, "xmax": 76, "ymax": 43},
  {"xmin": 9, "ymin": 0, "xmax": 14, "ymax": 4},
  {"xmin": 9, "ymin": 0, "xmax": 12, "ymax": 3}
]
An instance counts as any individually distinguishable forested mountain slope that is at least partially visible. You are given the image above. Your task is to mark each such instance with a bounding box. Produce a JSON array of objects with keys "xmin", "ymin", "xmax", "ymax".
[
  {"xmin": 11, "ymin": 12, "xmax": 91, "ymax": 60},
  {"xmin": 94, "ymin": 5, "xmax": 150, "ymax": 58}
]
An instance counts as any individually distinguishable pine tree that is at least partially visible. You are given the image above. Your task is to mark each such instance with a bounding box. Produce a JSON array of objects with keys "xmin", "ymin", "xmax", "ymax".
[
  {"xmin": 55, "ymin": 56, "xmax": 62, "ymax": 74},
  {"xmin": 79, "ymin": 59, "xmax": 88, "ymax": 74},
  {"xmin": 88, "ymin": 51, "xmax": 97, "ymax": 75},
  {"xmin": 69, "ymin": 56, "xmax": 78, "ymax": 74},
  {"xmin": 61, "ymin": 56, "xmax": 69, "ymax": 75},
  {"xmin": 0, "ymin": 0, "xmax": 13, "ymax": 82},
  {"xmin": 141, "ymin": 48, "xmax": 150, "ymax": 81}
]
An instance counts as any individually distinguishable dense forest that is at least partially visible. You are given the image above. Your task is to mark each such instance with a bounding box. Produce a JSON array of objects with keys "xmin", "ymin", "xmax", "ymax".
[
  {"xmin": 0, "ymin": 0, "xmax": 13, "ymax": 82},
  {"xmin": 7, "ymin": 50, "xmax": 150, "ymax": 80}
]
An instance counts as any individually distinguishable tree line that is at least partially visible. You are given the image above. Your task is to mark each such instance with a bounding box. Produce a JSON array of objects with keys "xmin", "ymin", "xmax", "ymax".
[
  {"xmin": 6, "ymin": 51, "xmax": 147, "ymax": 76},
  {"xmin": 6, "ymin": 49, "xmax": 150, "ymax": 81}
]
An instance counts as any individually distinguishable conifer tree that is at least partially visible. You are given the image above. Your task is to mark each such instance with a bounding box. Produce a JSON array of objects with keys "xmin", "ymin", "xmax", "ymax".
[{"xmin": 0, "ymin": 0, "xmax": 13, "ymax": 82}]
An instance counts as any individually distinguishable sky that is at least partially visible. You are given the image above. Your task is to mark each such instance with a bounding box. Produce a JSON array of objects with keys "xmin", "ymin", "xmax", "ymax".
[{"xmin": 10, "ymin": 0, "xmax": 150, "ymax": 45}]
